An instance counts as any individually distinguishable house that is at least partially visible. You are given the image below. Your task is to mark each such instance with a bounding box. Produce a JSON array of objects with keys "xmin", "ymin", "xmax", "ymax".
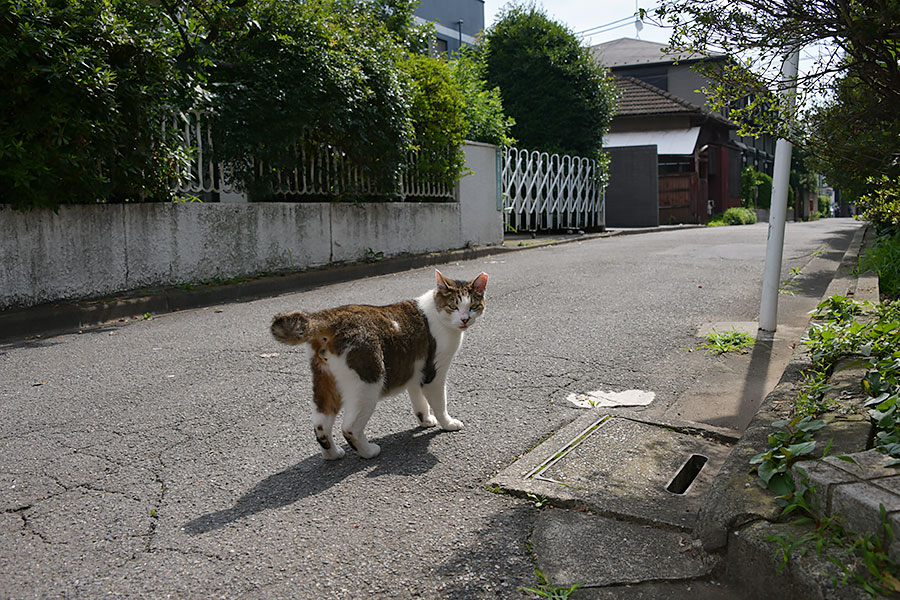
[
  {"xmin": 605, "ymin": 75, "xmax": 738, "ymax": 226},
  {"xmin": 413, "ymin": 0, "xmax": 484, "ymax": 56},
  {"xmin": 592, "ymin": 38, "xmax": 776, "ymax": 226}
]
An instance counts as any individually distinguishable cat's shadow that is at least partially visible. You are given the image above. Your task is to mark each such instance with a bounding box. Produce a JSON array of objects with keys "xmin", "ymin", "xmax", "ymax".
[{"xmin": 182, "ymin": 427, "xmax": 442, "ymax": 535}]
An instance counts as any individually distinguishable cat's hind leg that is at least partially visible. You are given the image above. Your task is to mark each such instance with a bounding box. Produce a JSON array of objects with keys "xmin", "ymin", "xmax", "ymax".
[
  {"xmin": 311, "ymin": 361, "xmax": 344, "ymax": 460},
  {"xmin": 408, "ymin": 384, "xmax": 438, "ymax": 427},
  {"xmin": 312, "ymin": 409, "xmax": 345, "ymax": 460},
  {"xmin": 341, "ymin": 389, "xmax": 381, "ymax": 459}
]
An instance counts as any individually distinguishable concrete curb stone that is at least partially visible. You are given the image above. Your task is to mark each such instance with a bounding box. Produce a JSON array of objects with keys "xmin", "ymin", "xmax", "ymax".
[{"xmin": 699, "ymin": 222, "xmax": 896, "ymax": 597}]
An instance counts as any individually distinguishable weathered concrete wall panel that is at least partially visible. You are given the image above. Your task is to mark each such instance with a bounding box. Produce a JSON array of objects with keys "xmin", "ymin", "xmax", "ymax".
[
  {"xmin": 0, "ymin": 205, "xmax": 128, "ymax": 308},
  {"xmin": 330, "ymin": 202, "xmax": 460, "ymax": 264}
]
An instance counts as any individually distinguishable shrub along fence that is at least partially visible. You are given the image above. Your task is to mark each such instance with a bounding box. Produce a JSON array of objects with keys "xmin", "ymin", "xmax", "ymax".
[
  {"xmin": 170, "ymin": 111, "xmax": 455, "ymax": 202},
  {"xmin": 501, "ymin": 146, "xmax": 605, "ymax": 233}
]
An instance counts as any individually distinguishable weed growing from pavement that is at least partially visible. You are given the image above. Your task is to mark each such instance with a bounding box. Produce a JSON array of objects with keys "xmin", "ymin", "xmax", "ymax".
[
  {"xmin": 521, "ymin": 567, "xmax": 579, "ymax": 599},
  {"xmin": 698, "ymin": 329, "xmax": 754, "ymax": 355},
  {"xmin": 525, "ymin": 493, "xmax": 550, "ymax": 509},
  {"xmin": 765, "ymin": 496, "xmax": 900, "ymax": 597},
  {"xmin": 749, "ymin": 416, "xmax": 825, "ymax": 496},
  {"xmin": 792, "ymin": 370, "xmax": 836, "ymax": 418}
]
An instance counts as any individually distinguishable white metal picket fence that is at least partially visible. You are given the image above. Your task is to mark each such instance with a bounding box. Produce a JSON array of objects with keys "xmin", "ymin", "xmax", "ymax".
[
  {"xmin": 501, "ymin": 146, "xmax": 605, "ymax": 232},
  {"xmin": 169, "ymin": 111, "xmax": 455, "ymax": 201}
]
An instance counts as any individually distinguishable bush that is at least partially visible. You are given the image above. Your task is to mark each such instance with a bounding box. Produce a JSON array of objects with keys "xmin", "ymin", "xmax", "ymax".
[
  {"xmin": 721, "ymin": 207, "xmax": 758, "ymax": 225},
  {"xmin": 449, "ymin": 48, "xmax": 515, "ymax": 147},
  {"xmin": 861, "ymin": 233, "xmax": 900, "ymax": 300},
  {"xmin": 741, "ymin": 166, "xmax": 765, "ymax": 208},
  {"xmin": 399, "ymin": 54, "xmax": 467, "ymax": 188},
  {"xmin": 2, "ymin": 0, "xmax": 487, "ymax": 207},
  {"xmin": 856, "ymin": 175, "xmax": 900, "ymax": 232},
  {"xmin": 1, "ymin": 0, "xmax": 186, "ymax": 209},
  {"xmin": 207, "ymin": 0, "xmax": 414, "ymax": 197},
  {"xmin": 482, "ymin": 4, "xmax": 617, "ymax": 159},
  {"xmin": 756, "ymin": 172, "xmax": 774, "ymax": 210}
]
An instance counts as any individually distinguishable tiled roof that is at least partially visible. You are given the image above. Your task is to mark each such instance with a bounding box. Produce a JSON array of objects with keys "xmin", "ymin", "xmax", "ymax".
[
  {"xmin": 591, "ymin": 37, "xmax": 726, "ymax": 68},
  {"xmin": 613, "ymin": 76, "xmax": 733, "ymax": 127}
]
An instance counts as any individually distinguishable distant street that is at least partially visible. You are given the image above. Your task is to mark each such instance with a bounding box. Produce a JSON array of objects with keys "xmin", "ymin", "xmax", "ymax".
[{"xmin": 0, "ymin": 218, "xmax": 862, "ymax": 598}]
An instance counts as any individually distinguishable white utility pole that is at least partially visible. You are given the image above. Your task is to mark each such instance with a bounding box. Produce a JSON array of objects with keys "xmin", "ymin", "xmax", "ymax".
[{"xmin": 759, "ymin": 48, "xmax": 801, "ymax": 333}]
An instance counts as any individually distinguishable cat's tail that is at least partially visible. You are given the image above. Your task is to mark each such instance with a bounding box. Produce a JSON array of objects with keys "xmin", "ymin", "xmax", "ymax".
[{"xmin": 271, "ymin": 312, "xmax": 314, "ymax": 345}]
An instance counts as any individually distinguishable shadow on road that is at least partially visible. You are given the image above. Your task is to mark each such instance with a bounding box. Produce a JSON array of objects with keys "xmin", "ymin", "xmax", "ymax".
[{"xmin": 183, "ymin": 427, "xmax": 443, "ymax": 535}]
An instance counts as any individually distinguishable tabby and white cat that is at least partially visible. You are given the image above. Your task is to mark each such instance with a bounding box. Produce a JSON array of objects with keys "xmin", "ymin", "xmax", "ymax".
[{"xmin": 271, "ymin": 270, "xmax": 488, "ymax": 459}]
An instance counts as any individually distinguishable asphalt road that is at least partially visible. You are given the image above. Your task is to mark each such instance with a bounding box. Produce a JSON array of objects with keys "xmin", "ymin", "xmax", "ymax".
[{"xmin": 0, "ymin": 218, "xmax": 862, "ymax": 599}]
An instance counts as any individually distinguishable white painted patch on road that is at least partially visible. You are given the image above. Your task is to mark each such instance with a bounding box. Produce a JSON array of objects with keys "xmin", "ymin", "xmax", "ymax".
[{"xmin": 566, "ymin": 389, "xmax": 656, "ymax": 409}]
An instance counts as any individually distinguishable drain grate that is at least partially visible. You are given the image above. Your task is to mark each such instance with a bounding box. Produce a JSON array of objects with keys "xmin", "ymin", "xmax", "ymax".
[
  {"xmin": 490, "ymin": 415, "xmax": 733, "ymax": 530},
  {"xmin": 666, "ymin": 454, "xmax": 709, "ymax": 495}
]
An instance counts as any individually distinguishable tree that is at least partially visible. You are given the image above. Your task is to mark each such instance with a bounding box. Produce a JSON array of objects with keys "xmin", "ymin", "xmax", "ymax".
[
  {"xmin": 448, "ymin": 48, "xmax": 516, "ymax": 148},
  {"xmin": 653, "ymin": 0, "xmax": 900, "ymax": 202},
  {"xmin": 0, "ymin": 0, "xmax": 188, "ymax": 209},
  {"xmin": 481, "ymin": 4, "xmax": 617, "ymax": 158}
]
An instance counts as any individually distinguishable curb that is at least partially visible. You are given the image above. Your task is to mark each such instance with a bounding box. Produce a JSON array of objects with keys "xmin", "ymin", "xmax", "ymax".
[
  {"xmin": 698, "ymin": 223, "xmax": 883, "ymax": 598},
  {"xmin": 0, "ymin": 224, "xmax": 706, "ymax": 344}
]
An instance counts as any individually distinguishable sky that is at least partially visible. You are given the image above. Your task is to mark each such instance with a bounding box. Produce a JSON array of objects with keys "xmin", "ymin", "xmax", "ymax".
[
  {"xmin": 481, "ymin": 0, "xmax": 835, "ymax": 103},
  {"xmin": 482, "ymin": 0, "xmax": 672, "ymax": 48}
]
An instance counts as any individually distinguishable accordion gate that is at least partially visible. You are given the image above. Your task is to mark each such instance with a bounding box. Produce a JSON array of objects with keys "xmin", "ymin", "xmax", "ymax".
[{"xmin": 501, "ymin": 146, "xmax": 605, "ymax": 233}]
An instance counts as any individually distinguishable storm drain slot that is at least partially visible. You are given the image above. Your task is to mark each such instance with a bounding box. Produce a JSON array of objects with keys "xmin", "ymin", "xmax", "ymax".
[{"xmin": 666, "ymin": 454, "xmax": 708, "ymax": 495}]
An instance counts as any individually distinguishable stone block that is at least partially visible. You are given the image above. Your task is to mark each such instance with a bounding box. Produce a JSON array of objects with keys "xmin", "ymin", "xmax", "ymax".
[
  {"xmin": 831, "ymin": 482, "xmax": 900, "ymax": 545},
  {"xmin": 797, "ymin": 459, "xmax": 859, "ymax": 516},
  {"xmin": 824, "ymin": 449, "xmax": 897, "ymax": 481}
]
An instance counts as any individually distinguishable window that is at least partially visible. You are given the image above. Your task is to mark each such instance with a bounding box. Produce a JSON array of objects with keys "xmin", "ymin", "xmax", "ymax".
[{"xmin": 432, "ymin": 37, "xmax": 448, "ymax": 57}]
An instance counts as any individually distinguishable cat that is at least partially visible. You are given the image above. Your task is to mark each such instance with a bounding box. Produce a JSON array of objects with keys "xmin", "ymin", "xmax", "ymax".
[{"xmin": 270, "ymin": 269, "xmax": 488, "ymax": 460}]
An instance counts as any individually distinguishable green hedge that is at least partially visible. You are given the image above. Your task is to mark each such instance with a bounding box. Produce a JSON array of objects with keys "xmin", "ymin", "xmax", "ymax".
[
  {"xmin": 710, "ymin": 207, "xmax": 758, "ymax": 226},
  {"xmin": 2, "ymin": 0, "xmax": 501, "ymax": 209}
]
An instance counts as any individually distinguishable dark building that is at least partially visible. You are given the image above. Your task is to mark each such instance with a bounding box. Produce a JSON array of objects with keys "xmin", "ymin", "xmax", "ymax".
[{"xmin": 413, "ymin": 0, "xmax": 485, "ymax": 56}]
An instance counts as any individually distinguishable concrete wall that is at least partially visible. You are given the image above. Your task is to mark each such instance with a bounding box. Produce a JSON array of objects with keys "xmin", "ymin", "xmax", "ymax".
[
  {"xmin": 606, "ymin": 145, "xmax": 659, "ymax": 228},
  {"xmin": 0, "ymin": 143, "xmax": 501, "ymax": 310},
  {"xmin": 458, "ymin": 141, "xmax": 503, "ymax": 248}
]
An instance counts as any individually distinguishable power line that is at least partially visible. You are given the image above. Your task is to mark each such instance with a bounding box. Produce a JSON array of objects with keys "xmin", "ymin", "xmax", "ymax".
[{"xmin": 574, "ymin": 4, "xmax": 661, "ymax": 37}]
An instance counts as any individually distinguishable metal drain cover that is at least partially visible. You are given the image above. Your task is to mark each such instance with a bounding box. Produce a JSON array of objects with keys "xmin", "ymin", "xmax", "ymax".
[{"xmin": 490, "ymin": 412, "xmax": 733, "ymax": 530}]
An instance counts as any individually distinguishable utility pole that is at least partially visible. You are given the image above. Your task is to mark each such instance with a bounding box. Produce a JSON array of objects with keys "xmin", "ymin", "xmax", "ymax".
[{"xmin": 759, "ymin": 48, "xmax": 801, "ymax": 333}]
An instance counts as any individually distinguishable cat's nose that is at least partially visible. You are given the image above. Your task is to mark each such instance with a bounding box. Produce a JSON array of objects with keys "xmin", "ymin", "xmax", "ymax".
[{"xmin": 460, "ymin": 315, "xmax": 470, "ymax": 324}]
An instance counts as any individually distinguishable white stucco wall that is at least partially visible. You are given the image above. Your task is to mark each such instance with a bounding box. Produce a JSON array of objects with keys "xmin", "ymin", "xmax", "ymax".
[
  {"xmin": 458, "ymin": 141, "xmax": 503, "ymax": 247},
  {"xmin": 0, "ymin": 143, "xmax": 502, "ymax": 309}
]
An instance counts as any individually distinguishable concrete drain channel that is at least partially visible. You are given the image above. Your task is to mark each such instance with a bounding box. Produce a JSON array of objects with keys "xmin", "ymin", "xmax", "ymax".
[{"xmin": 490, "ymin": 412, "xmax": 733, "ymax": 531}]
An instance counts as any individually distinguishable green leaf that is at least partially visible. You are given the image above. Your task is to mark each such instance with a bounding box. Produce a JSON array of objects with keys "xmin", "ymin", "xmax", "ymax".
[
  {"xmin": 787, "ymin": 441, "xmax": 816, "ymax": 456},
  {"xmin": 767, "ymin": 472, "xmax": 796, "ymax": 496}
]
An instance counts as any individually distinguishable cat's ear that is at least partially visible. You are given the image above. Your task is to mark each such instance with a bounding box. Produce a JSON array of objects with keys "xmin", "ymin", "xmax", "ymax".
[
  {"xmin": 471, "ymin": 272, "xmax": 488, "ymax": 295},
  {"xmin": 435, "ymin": 269, "xmax": 452, "ymax": 294}
]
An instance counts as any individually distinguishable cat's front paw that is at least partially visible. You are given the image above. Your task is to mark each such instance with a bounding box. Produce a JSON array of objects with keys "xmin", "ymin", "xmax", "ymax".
[
  {"xmin": 357, "ymin": 443, "xmax": 381, "ymax": 459},
  {"xmin": 418, "ymin": 413, "xmax": 439, "ymax": 428},
  {"xmin": 440, "ymin": 418, "xmax": 464, "ymax": 431}
]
